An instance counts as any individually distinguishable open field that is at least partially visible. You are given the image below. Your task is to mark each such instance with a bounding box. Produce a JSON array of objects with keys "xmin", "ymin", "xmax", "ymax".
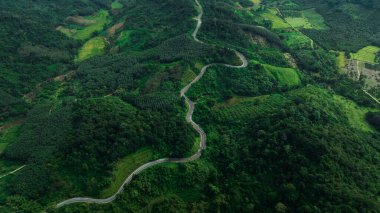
[
  {"xmin": 302, "ymin": 9, "xmax": 329, "ymax": 30},
  {"xmin": 58, "ymin": 10, "xmax": 109, "ymax": 41},
  {"xmin": 351, "ymin": 46, "xmax": 380, "ymax": 63},
  {"xmin": 285, "ymin": 17, "xmax": 311, "ymax": 28},
  {"xmin": 283, "ymin": 9, "xmax": 327, "ymax": 30},
  {"xmin": 261, "ymin": 9, "xmax": 291, "ymax": 29},
  {"xmin": 76, "ymin": 37, "xmax": 106, "ymax": 62},
  {"xmin": 281, "ymin": 31, "xmax": 312, "ymax": 49},
  {"xmin": 100, "ymin": 148, "xmax": 153, "ymax": 198},
  {"xmin": 181, "ymin": 68, "xmax": 197, "ymax": 86},
  {"xmin": 333, "ymin": 95, "xmax": 378, "ymax": 132},
  {"xmin": 263, "ymin": 64, "xmax": 301, "ymax": 87}
]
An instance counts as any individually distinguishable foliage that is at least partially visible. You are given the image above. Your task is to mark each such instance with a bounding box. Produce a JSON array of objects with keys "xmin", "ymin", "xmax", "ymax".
[
  {"xmin": 76, "ymin": 37, "xmax": 106, "ymax": 62},
  {"xmin": 351, "ymin": 46, "xmax": 380, "ymax": 63},
  {"xmin": 366, "ymin": 111, "xmax": 380, "ymax": 131}
]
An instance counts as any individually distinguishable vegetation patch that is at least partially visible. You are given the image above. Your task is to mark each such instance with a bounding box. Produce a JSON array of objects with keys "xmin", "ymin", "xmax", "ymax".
[
  {"xmin": 333, "ymin": 95, "xmax": 378, "ymax": 132},
  {"xmin": 76, "ymin": 37, "xmax": 106, "ymax": 62},
  {"xmin": 100, "ymin": 148, "xmax": 153, "ymax": 198},
  {"xmin": 302, "ymin": 9, "xmax": 329, "ymax": 30},
  {"xmin": 285, "ymin": 17, "xmax": 311, "ymax": 28},
  {"xmin": 281, "ymin": 31, "xmax": 312, "ymax": 49},
  {"xmin": 111, "ymin": 1, "xmax": 123, "ymax": 9},
  {"xmin": 337, "ymin": 52, "xmax": 346, "ymax": 74},
  {"xmin": 58, "ymin": 10, "xmax": 109, "ymax": 40},
  {"xmin": 0, "ymin": 125, "xmax": 21, "ymax": 154},
  {"xmin": 263, "ymin": 64, "xmax": 301, "ymax": 87},
  {"xmin": 261, "ymin": 10, "xmax": 291, "ymax": 29},
  {"xmin": 284, "ymin": 9, "xmax": 328, "ymax": 30},
  {"xmin": 116, "ymin": 30, "xmax": 133, "ymax": 47},
  {"xmin": 351, "ymin": 46, "xmax": 380, "ymax": 63}
]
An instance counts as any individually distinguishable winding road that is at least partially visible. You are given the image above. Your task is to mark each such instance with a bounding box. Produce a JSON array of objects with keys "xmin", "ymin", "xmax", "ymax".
[{"xmin": 56, "ymin": 0, "xmax": 248, "ymax": 208}]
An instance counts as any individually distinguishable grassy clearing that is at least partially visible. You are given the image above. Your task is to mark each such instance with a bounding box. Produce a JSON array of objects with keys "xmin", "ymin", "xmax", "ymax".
[
  {"xmin": 261, "ymin": 10, "xmax": 291, "ymax": 29},
  {"xmin": 76, "ymin": 37, "xmax": 106, "ymax": 62},
  {"xmin": 263, "ymin": 64, "xmax": 301, "ymax": 87},
  {"xmin": 181, "ymin": 68, "xmax": 197, "ymax": 85},
  {"xmin": 333, "ymin": 95, "xmax": 378, "ymax": 132},
  {"xmin": 303, "ymin": 9, "xmax": 328, "ymax": 30},
  {"xmin": 351, "ymin": 46, "xmax": 380, "ymax": 63},
  {"xmin": 281, "ymin": 31, "xmax": 312, "ymax": 49},
  {"xmin": 111, "ymin": 1, "xmax": 123, "ymax": 9},
  {"xmin": 284, "ymin": 9, "xmax": 327, "ymax": 30},
  {"xmin": 100, "ymin": 148, "xmax": 153, "ymax": 198},
  {"xmin": 58, "ymin": 10, "xmax": 109, "ymax": 40},
  {"xmin": 285, "ymin": 17, "xmax": 311, "ymax": 28},
  {"xmin": 337, "ymin": 52, "xmax": 346, "ymax": 74}
]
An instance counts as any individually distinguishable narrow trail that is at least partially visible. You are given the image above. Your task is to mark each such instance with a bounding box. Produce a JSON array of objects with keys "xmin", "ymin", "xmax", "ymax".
[
  {"xmin": 363, "ymin": 90, "xmax": 380, "ymax": 104},
  {"xmin": 0, "ymin": 165, "xmax": 26, "ymax": 180},
  {"xmin": 55, "ymin": 0, "xmax": 248, "ymax": 208}
]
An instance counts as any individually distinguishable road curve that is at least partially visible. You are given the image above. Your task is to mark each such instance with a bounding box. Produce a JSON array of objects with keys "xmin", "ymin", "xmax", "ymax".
[{"xmin": 56, "ymin": 0, "xmax": 248, "ymax": 208}]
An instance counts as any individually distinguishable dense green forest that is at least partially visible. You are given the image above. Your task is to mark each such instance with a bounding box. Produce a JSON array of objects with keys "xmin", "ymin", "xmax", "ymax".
[{"xmin": 0, "ymin": 0, "xmax": 379, "ymax": 212}]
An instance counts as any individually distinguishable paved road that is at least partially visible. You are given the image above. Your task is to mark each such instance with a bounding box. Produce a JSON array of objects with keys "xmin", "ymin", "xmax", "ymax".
[
  {"xmin": 56, "ymin": 0, "xmax": 248, "ymax": 208},
  {"xmin": 0, "ymin": 165, "xmax": 26, "ymax": 180}
]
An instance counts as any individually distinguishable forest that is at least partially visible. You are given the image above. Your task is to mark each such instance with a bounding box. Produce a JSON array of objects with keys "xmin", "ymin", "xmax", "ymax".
[{"xmin": 0, "ymin": 0, "xmax": 379, "ymax": 212}]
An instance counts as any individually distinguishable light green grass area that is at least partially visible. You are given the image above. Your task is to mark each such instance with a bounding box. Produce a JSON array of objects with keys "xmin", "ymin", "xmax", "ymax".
[
  {"xmin": 100, "ymin": 148, "xmax": 153, "ymax": 198},
  {"xmin": 111, "ymin": 1, "xmax": 123, "ymax": 9},
  {"xmin": 281, "ymin": 31, "xmax": 312, "ymax": 49},
  {"xmin": 261, "ymin": 10, "xmax": 291, "ymax": 29},
  {"xmin": 285, "ymin": 17, "xmax": 311, "ymax": 28},
  {"xmin": 76, "ymin": 37, "xmax": 106, "ymax": 62},
  {"xmin": 337, "ymin": 52, "xmax": 346, "ymax": 74},
  {"xmin": 284, "ymin": 9, "xmax": 327, "ymax": 30},
  {"xmin": 263, "ymin": 64, "xmax": 301, "ymax": 87},
  {"xmin": 181, "ymin": 68, "xmax": 197, "ymax": 85},
  {"xmin": 303, "ymin": 9, "xmax": 328, "ymax": 30},
  {"xmin": 116, "ymin": 30, "xmax": 132, "ymax": 47},
  {"xmin": 57, "ymin": 26, "xmax": 77, "ymax": 38},
  {"xmin": 333, "ymin": 95, "xmax": 378, "ymax": 132},
  {"xmin": 351, "ymin": 46, "xmax": 380, "ymax": 63},
  {"xmin": 0, "ymin": 124, "xmax": 21, "ymax": 154},
  {"xmin": 58, "ymin": 10, "xmax": 109, "ymax": 40}
]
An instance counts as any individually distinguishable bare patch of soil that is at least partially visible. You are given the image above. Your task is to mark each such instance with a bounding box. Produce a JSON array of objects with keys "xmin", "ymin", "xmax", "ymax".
[{"xmin": 65, "ymin": 16, "xmax": 96, "ymax": 26}]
